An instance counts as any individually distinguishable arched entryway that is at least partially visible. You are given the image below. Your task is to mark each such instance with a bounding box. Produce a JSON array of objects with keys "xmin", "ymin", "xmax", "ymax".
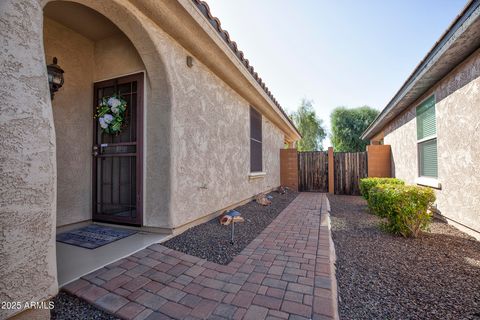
[
  {"xmin": 42, "ymin": 0, "xmax": 172, "ymax": 230},
  {"xmin": 43, "ymin": 1, "xmax": 149, "ymax": 227},
  {"xmin": 42, "ymin": 0, "xmax": 175, "ymax": 286}
]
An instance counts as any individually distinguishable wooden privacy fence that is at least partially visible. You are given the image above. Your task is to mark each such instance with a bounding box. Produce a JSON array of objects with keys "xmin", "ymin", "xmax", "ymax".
[
  {"xmin": 280, "ymin": 145, "xmax": 390, "ymax": 195},
  {"xmin": 298, "ymin": 151, "xmax": 328, "ymax": 192},
  {"xmin": 334, "ymin": 152, "xmax": 368, "ymax": 195}
]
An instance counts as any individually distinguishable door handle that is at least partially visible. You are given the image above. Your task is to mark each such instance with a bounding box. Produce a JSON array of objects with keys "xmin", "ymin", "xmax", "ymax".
[{"xmin": 92, "ymin": 145, "xmax": 99, "ymax": 157}]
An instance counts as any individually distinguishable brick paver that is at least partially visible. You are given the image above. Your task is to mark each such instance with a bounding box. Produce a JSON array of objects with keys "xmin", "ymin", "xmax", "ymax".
[{"xmin": 64, "ymin": 193, "xmax": 338, "ymax": 319}]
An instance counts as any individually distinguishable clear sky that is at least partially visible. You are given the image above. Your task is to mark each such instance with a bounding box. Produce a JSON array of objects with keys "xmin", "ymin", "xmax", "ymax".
[{"xmin": 205, "ymin": 0, "xmax": 467, "ymax": 147}]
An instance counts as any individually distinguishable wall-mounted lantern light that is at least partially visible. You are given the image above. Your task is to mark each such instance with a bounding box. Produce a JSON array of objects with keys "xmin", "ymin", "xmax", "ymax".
[{"xmin": 47, "ymin": 57, "xmax": 64, "ymax": 100}]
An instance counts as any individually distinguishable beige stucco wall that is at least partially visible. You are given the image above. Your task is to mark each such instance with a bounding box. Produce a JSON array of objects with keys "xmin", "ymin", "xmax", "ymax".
[
  {"xmin": 94, "ymin": 33, "xmax": 145, "ymax": 81},
  {"xmin": 170, "ymin": 72, "xmax": 284, "ymax": 227},
  {"xmin": 151, "ymin": 30, "xmax": 284, "ymax": 228},
  {"xmin": 44, "ymin": 17, "xmax": 94, "ymax": 227},
  {"xmin": 0, "ymin": 1, "xmax": 58, "ymax": 319},
  {"xmin": 132, "ymin": 9, "xmax": 285, "ymax": 229},
  {"xmin": 44, "ymin": 17, "xmax": 146, "ymax": 227},
  {"xmin": 384, "ymin": 48, "xmax": 480, "ymax": 240}
]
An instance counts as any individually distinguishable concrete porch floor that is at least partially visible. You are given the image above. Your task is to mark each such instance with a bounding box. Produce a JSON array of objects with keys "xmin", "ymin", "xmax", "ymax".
[
  {"xmin": 57, "ymin": 225, "xmax": 169, "ymax": 287},
  {"xmin": 63, "ymin": 193, "xmax": 339, "ymax": 320}
]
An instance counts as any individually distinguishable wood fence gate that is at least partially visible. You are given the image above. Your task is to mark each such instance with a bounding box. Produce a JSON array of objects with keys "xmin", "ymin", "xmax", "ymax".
[
  {"xmin": 298, "ymin": 151, "xmax": 328, "ymax": 192},
  {"xmin": 334, "ymin": 152, "xmax": 368, "ymax": 195}
]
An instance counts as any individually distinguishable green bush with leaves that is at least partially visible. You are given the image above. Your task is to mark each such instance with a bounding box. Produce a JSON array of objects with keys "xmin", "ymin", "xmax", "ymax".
[
  {"xmin": 359, "ymin": 177, "xmax": 404, "ymax": 201},
  {"xmin": 368, "ymin": 184, "xmax": 436, "ymax": 238}
]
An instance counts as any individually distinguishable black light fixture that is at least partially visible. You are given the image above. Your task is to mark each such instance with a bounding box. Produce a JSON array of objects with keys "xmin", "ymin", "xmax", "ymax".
[
  {"xmin": 186, "ymin": 55, "xmax": 193, "ymax": 68},
  {"xmin": 47, "ymin": 57, "xmax": 64, "ymax": 100}
]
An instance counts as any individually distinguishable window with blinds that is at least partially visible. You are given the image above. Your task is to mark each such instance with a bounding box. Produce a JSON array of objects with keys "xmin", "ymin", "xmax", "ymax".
[
  {"xmin": 250, "ymin": 106, "xmax": 262, "ymax": 172},
  {"xmin": 416, "ymin": 96, "xmax": 437, "ymax": 178}
]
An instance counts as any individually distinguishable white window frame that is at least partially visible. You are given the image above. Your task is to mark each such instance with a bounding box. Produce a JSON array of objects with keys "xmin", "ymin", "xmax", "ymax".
[{"xmin": 415, "ymin": 95, "xmax": 441, "ymax": 189}]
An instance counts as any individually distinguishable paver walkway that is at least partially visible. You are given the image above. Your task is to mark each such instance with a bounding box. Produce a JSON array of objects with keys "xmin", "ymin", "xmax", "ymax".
[{"xmin": 64, "ymin": 193, "xmax": 337, "ymax": 320}]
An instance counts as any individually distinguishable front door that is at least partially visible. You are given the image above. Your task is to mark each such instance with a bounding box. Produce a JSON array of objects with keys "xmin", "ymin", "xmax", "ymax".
[{"xmin": 92, "ymin": 73, "xmax": 143, "ymax": 226}]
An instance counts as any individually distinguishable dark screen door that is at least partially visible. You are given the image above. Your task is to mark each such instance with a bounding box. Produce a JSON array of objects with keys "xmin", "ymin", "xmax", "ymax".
[{"xmin": 92, "ymin": 73, "xmax": 143, "ymax": 226}]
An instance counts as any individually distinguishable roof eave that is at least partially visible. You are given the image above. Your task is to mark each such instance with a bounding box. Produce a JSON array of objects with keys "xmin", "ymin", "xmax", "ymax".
[{"xmin": 362, "ymin": 0, "xmax": 480, "ymax": 141}]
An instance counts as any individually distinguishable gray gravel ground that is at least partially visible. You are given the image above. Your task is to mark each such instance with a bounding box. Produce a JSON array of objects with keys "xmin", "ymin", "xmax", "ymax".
[
  {"xmin": 163, "ymin": 190, "xmax": 298, "ymax": 264},
  {"xmin": 328, "ymin": 194, "xmax": 480, "ymax": 320},
  {"xmin": 51, "ymin": 291, "xmax": 119, "ymax": 320}
]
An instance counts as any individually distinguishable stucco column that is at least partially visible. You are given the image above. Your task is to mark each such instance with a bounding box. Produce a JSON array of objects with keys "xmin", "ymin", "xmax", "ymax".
[
  {"xmin": 366, "ymin": 145, "xmax": 392, "ymax": 178},
  {"xmin": 0, "ymin": 1, "xmax": 58, "ymax": 318},
  {"xmin": 280, "ymin": 149, "xmax": 299, "ymax": 191}
]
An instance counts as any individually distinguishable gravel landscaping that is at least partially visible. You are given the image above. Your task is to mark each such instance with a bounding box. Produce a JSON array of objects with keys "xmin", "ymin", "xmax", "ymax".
[
  {"xmin": 51, "ymin": 291, "xmax": 119, "ymax": 320},
  {"xmin": 163, "ymin": 190, "xmax": 298, "ymax": 264},
  {"xmin": 328, "ymin": 194, "xmax": 480, "ymax": 320}
]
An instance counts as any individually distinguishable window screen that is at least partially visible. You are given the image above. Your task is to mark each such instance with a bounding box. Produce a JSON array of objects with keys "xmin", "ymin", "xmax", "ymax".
[
  {"xmin": 416, "ymin": 96, "xmax": 436, "ymax": 140},
  {"xmin": 418, "ymin": 139, "xmax": 438, "ymax": 177},
  {"xmin": 416, "ymin": 96, "xmax": 438, "ymax": 178}
]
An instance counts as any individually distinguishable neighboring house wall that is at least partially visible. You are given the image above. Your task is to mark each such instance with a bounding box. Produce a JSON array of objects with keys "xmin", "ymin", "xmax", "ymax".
[
  {"xmin": 384, "ymin": 48, "xmax": 480, "ymax": 239},
  {"xmin": 44, "ymin": 17, "xmax": 146, "ymax": 227}
]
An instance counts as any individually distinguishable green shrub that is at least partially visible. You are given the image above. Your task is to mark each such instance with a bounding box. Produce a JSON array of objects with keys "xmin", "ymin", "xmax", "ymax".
[
  {"xmin": 367, "ymin": 184, "xmax": 397, "ymax": 218},
  {"xmin": 368, "ymin": 184, "xmax": 436, "ymax": 238},
  {"xmin": 359, "ymin": 177, "xmax": 404, "ymax": 201}
]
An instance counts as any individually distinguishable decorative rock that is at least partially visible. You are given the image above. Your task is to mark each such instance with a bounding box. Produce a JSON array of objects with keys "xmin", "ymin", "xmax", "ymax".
[
  {"xmin": 163, "ymin": 192, "xmax": 298, "ymax": 265},
  {"xmin": 329, "ymin": 194, "xmax": 480, "ymax": 320}
]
